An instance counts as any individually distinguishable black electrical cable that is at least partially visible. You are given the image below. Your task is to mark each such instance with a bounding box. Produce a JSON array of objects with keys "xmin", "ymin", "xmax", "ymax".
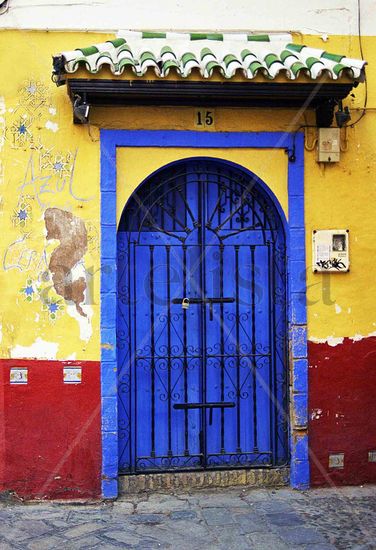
[{"xmin": 347, "ymin": 0, "xmax": 368, "ymax": 127}]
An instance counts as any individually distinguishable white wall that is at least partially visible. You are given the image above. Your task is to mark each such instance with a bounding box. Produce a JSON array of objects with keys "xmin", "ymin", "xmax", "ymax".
[{"xmin": 0, "ymin": 0, "xmax": 375, "ymax": 36}]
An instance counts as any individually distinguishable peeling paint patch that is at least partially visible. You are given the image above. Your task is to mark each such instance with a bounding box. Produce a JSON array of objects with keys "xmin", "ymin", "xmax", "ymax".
[
  {"xmin": 45, "ymin": 120, "xmax": 59, "ymax": 132},
  {"xmin": 335, "ymin": 304, "xmax": 342, "ymax": 314},
  {"xmin": 350, "ymin": 330, "xmax": 376, "ymax": 342},
  {"xmin": 11, "ymin": 337, "xmax": 59, "ymax": 360},
  {"xmin": 48, "ymin": 107, "xmax": 57, "ymax": 115},
  {"xmin": 44, "ymin": 208, "xmax": 88, "ymax": 317},
  {"xmin": 67, "ymin": 304, "xmax": 93, "ymax": 342},
  {"xmin": 310, "ymin": 331, "xmax": 376, "ymax": 346},
  {"xmin": 326, "ymin": 337, "xmax": 344, "ymax": 347},
  {"xmin": 311, "ymin": 408, "xmax": 323, "ymax": 420},
  {"xmin": 309, "ymin": 336, "xmax": 344, "ymax": 347}
]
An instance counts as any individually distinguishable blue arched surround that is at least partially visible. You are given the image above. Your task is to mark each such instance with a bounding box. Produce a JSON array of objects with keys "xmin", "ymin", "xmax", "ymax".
[{"xmin": 100, "ymin": 130, "xmax": 308, "ymax": 498}]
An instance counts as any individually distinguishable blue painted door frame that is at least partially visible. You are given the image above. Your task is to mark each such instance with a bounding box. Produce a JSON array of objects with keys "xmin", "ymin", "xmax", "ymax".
[{"xmin": 100, "ymin": 130, "xmax": 308, "ymax": 499}]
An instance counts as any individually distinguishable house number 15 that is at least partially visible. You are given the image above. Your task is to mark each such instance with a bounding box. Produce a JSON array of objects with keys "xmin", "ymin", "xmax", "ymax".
[{"xmin": 195, "ymin": 109, "xmax": 215, "ymax": 128}]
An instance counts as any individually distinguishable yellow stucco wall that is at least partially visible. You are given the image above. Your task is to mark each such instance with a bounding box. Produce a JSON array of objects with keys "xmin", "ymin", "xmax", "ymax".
[
  {"xmin": 0, "ymin": 30, "xmax": 375, "ymax": 361},
  {"xmin": 116, "ymin": 148, "xmax": 288, "ymax": 225}
]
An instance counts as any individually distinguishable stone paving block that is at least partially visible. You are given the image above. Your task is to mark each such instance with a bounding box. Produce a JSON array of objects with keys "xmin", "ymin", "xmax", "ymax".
[
  {"xmin": 246, "ymin": 532, "xmax": 290, "ymax": 550},
  {"xmin": 197, "ymin": 493, "xmax": 249, "ymax": 508},
  {"xmin": 63, "ymin": 522, "xmax": 103, "ymax": 539},
  {"xmin": 133, "ymin": 521, "xmax": 213, "ymax": 547},
  {"xmin": 304, "ymin": 545, "xmax": 337, "ymax": 550},
  {"xmin": 68, "ymin": 510, "xmax": 109, "ymax": 523},
  {"xmin": 170, "ymin": 510, "xmax": 197, "ymax": 520},
  {"xmin": 202, "ymin": 507, "xmax": 235, "ymax": 526},
  {"xmin": 135, "ymin": 543, "xmax": 169, "ymax": 549},
  {"xmin": 46, "ymin": 518, "xmax": 71, "ymax": 528},
  {"xmin": 0, "ymin": 512, "xmax": 13, "ymax": 521},
  {"xmin": 112, "ymin": 501, "xmax": 134, "ymax": 514},
  {"xmin": 265, "ymin": 511, "xmax": 304, "ymax": 526},
  {"xmin": 133, "ymin": 525, "xmax": 190, "ymax": 547},
  {"xmin": 64, "ymin": 535, "xmax": 103, "ymax": 549},
  {"xmin": 339, "ymin": 486, "xmax": 376, "ymax": 498},
  {"xmin": 3, "ymin": 520, "xmax": 53, "ymax": 541},
  {"xmin": 153, "ymin": 519, "xmax": 210, "ymax": 538},
  {"xmin": 185, "ymin": 543, "xmax": 222, "ymax": 550},
  {"xmin": 137, "ymin": 498, "xmax": 187, "ymax": 513},
  {"xmin": 269, "ymin": 488, "xmax": 308, "ymax": 501},
  {"xmin": 243, "ymin": 489, "xmax": 272, "ymax": 502},
  {"xmin": 130, "ymin": 513, "xmax": 166, "ymax": 525},
  {"xmin": 307, "ymin": 488, "xmax": 339, "ymax": 499},
  {"xmin": 102, "ymin": 529, "xmax": 146, "ymax": 545},
  {"xmin": 27, "ymin": 535, "xmax": 67, "ymax": 550},
  {"xmin": 214, "ymin": 525, "xmax": 256, "ymax": 548},
  {"xmin": 276, "ymin": 526, "xmax": 328, "ymax": 545},
  {"xmin": 232, "ymin": 513, "xmax": 267, "ymax": 533},
  {"xmin": 217, "ymin": 535, "xmax": 253, "ymax": 550},
  {"xmin": 17, "ymin": 511, "xmax": 65, "ymax": 521},
  {"xmin": 255, "ymin": 499, "xmax": 295, "ymax": 514}
]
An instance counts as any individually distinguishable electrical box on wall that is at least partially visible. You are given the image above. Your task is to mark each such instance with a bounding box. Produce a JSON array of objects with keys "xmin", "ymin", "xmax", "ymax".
[{"xmin": 317, "ymin": 128, "xmax": 340, "ymax": 163}]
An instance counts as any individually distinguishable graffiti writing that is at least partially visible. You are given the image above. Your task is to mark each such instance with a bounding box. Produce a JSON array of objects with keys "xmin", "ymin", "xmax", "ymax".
[
  {"xmin": 18, "ymin": 151, "xmax": 94, "ymax": 209},
  {"xmin": 316, "ymin": 258, "xmax": 346, "ymax": 271},
  {"xmin": 3, "ymin": 234, "xmax": 49, "ymax": 272}
]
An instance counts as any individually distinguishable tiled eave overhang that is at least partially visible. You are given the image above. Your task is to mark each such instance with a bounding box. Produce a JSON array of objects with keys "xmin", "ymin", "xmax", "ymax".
[{"xmin": 52, "ymin": 31, "xmax": 366, "ymax": 125}]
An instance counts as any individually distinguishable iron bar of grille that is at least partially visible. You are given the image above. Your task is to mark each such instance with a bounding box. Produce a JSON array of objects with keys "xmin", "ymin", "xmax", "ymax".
[
  {"xmin": 207, "ymin": 185, "xmax": 225, "ymax": 228},
  {"xmin": 271, "ymin": 242, "xmax": 278, "ymax": 466},
  {"xmin": 128, "ymin": 239, "xmax": 133, "ymax": 470},
  {"xmin": 267, "ymin": 241, "xmax": 274, "ymax": 463},
  {"xmin": 235, "ymin": 245, "xmax": 241, "ymax": 453},
  {"xmin": 199, "ymin": 173, "xmax": 207, "ymax": 467},
  {"xmin": 133, "ymin": 242, "xmax": 138, "ymax": 472},
  {"xmin": 183, "ymin": 245, "xmax": 189, "ymax": 456},
  {"xmin": 250, "ymin": 245, "xmax": 258, "ymax": 452},
  {"xmin": 220, "ymin": 243, "xmax": 225, "ymax": 454},
  {"xmin": 177, "ymin": 185, "xmax": 196, "ymax": 226},
  {"xmin": 166, "ymin": 245, "xmax": 173, "ymax": 458},
  {"xmin": 149, "ymin": 245, "xmax": 156, "ymax": 458}
]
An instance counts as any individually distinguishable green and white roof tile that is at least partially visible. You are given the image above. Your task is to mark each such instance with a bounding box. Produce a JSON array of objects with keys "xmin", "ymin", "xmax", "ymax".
[{"xmin": 58, "ymin": 31, "xmax": 366, "ymax": 81}]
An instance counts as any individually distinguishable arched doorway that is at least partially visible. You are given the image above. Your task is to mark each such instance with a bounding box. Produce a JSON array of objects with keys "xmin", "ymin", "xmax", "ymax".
[{"xmin": 117, "ymin": 158, "xmax": 288, "ymax": 473}]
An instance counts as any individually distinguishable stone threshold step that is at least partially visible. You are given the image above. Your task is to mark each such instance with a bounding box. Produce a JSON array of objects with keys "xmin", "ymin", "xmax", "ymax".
[{"xmin": 119, "ymin": 467, "xmax": 289, "ymax": 494}]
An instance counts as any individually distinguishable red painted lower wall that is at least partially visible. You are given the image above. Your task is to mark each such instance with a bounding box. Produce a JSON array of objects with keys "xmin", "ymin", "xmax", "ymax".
[
  {"xmin": 309, "ymin": 337, "xmax": 376, "ymax": 486},
  {"xmin": 0, "ymin": 359, "xmax": 101, "ymax": 500}
]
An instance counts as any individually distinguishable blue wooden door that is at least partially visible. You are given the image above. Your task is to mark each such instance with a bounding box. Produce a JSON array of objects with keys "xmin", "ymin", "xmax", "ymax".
[{"xmin": 117, "ymin": 159, "xmax": 288, "ymax": 473}]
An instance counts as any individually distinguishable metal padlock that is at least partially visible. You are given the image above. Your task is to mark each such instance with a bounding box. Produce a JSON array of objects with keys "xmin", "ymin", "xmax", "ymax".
[{"xmin": 182, "ymin": 298, "xmax": 190, "ymax": 310}]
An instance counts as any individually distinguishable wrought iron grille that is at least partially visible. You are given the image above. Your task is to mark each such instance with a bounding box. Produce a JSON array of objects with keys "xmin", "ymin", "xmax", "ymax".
[{"xmin": 117, "ymin": 158, "xmax": 288, "ymax": 473}]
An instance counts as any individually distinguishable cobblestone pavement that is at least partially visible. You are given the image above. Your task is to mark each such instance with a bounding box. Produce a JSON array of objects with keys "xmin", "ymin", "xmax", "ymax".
[{"xmin": 0, "ymin": 485, "xmax": 375, "ymax": 549}]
